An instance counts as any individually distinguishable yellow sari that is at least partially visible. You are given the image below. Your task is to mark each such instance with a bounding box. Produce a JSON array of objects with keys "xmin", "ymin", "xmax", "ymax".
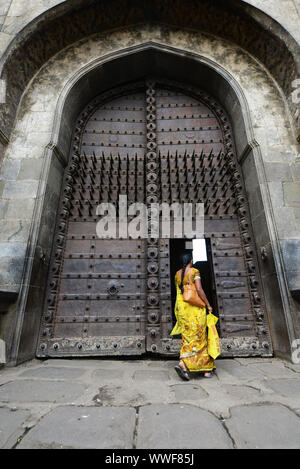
[{"xmin": 170, "ymin": 267, "xmax": 215, "ymax": 372}]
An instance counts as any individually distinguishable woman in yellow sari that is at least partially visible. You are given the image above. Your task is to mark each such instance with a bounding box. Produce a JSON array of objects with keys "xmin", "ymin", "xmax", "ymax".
[{"xmin": 170, "ymin": 252, "xmax": 215, "ymax": 381}]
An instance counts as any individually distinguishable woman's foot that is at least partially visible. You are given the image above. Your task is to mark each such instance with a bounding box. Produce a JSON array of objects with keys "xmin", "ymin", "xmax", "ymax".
[
  {"xmin": 174, "ymin": 360, "xmax": 190, "ymax": 381},
  {"xmin": 179, "ymin": 360, "xmax": 188, "ymax": 372},
  {"xmin": 203, "ymin": 371, "xmax": 213, "ymax": 378}
]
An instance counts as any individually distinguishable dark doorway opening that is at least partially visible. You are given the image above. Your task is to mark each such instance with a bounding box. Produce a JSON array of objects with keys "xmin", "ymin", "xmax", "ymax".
[{"xmin": 169, "ymin": 238, "xmax": 218, "ymax": 333}]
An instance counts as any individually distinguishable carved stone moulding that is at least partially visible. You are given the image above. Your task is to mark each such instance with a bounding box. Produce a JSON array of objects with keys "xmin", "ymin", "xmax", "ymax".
[{"xmin": 38, "ymin": 336, "xmax": 146, "ymax": 356}]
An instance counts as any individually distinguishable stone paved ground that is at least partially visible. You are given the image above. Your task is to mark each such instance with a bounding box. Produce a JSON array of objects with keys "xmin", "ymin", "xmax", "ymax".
[{"xmin": 0, "ymin": 357, "xmax": 300, "ymax": 449}]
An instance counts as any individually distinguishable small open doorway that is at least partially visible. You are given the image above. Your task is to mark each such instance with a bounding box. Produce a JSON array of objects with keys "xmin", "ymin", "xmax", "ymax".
[{"xmin": 169, "ymin": 238, "xmax": 218, "ymax": 333}]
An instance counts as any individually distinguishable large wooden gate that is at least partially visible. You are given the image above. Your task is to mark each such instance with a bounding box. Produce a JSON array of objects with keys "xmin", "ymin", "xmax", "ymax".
[{"xmin": 37, "ymin": 79, "xmax": 273, "ymax": 357}]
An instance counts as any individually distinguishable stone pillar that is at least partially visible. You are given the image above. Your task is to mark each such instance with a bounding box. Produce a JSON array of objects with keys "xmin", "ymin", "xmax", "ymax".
[
  {"xmin": 240, "ymin": 143, "xmax": 300, "ymax": 358},
  {"xmin": 0, "ymin": 138, "xmax": 66, "ymax": 364}
]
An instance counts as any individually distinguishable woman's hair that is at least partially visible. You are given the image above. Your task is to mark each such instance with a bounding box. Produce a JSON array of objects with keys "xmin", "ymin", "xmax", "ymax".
[{"xmin": 179, "ymin": 251, "xmax": 193, "ymax": 294}]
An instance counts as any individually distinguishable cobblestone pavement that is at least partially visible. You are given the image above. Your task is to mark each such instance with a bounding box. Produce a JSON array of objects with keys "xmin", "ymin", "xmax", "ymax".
[{"xmin": 1, "ymin": 357, "xmax": 300, "ymax": 449}]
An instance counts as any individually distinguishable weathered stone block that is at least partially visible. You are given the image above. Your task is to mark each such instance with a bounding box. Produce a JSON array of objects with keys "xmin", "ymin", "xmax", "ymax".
[
  {"xmin": 0, "ymin": 379, "xmax": 87, "ymax": 403},
  {"xmin": 265, "ymin": 163, "xmax": 292, "ymax": 182},
  {"xmin": 213, "ymin": 359, "xmax": 258, "ymax": 379},
  {"xmin": 283, "ymin": 182, "xmax": 300, "ymax": 207},
  {"xmin": 260, "ymin": 144, "xmax": 296, "ymax": 164},
  {"xmin": 0, "ymin": 31, "xmax": 11, "ymax": 55},
  {"xmin": 19, "ymin": 366, "xmax": 87, "ymax": 379},
  {"xmin": 133, "ymin": 370, "xmax": 170, "ymax": 381},
  {"xmin": 250, "ymin": 211, "xmax": 272, "ymax": 252},
  {"xmin": 92, "ymin": 369, "xmax": 125, "ymax": 380},
  {"xmin": 0, "ymin": 339, "xmax": 5, "ymax": 364},
  {"xmin": 294, "ymin": 0, "xmax": 300, "ymax": 17},
  {"xmin": 17, "ymin": 285, "xmax": 46, "ymax": 361},
  {"xmin": 0, "ymin": 242, "xmax": 27, "ymax": 258},
  {"xmin": 280, "ymin": 239, "xmax": 300, "ymax": 296},
  {"xmin": 0, "ymin": 255, "xmax": 26, "ymax": 292},
  {"xmin": 267, "ymin": 181, "xmax": 284, "ymax": 208},
  {"xmin": 284, "ymin": 271, "xmax": 300, "ymax": 297},
  {"xmin": 0, "ymin": 1, "xmax": 11, "ymax": 17},
  {"xmin": 222, "ymin": 384, "xmax": 261, "ymax": 399},
  {"xmin": 172, "ymin": 383, "xmax": 208, "ymax": 400},
  {"xmin": 273, "ymin": 207, "xmax": 298, "ymax": 239},
  {"xmin": 2, "ymin": 180, "xmax": 39, "ymax": 198},
  {"xmin": 281, "ymin": 239, "xmax": 300, "ymax": 271},
  {"xmin": 18, "ymin": 159, "xmax": 43, "ymax": 180},
  {"xmin": 294, "ymin": 207, "xmax": 300, "ymax": 224},
  {"xmin": 0, "ymin": 158, "xmax": 20, "ymax": 180},
  {"xmin": 0, "ymin": 198, "xmax": 7, "ymax": 218},
  {"xmin": 247, "ymin": 185, "xmax": 264, "ymax": 220},
  {"xmin": 137, "ymin": 404, "xmax": 233, "ymax": 448},
  {"xmin": 266, "ymin": 378, "xmax": 300, "ymax": 396},
  {"xmin": 0, "ymin": 219, "xmax": 31, "ymax": 243},
  {"xmin": 0, "ymin": 408, "xmax": 30, "ymax": 449},
  {"xmin": 17, "ymin": 406, "xmax": 136, "ymax": 449},
  {"xmin": 23, "ymin": 250, "xmax": 47, "ymax": 289},
  {"xmin": 226, "ymin": 404, "xmax": 300, "ymax": 449},
  {"xmin": 45, "ymin": 157, "xmax": 64, "ymax": 196},
  {"xmin": 241, "ymin": 150, "xmax": 259, "ymax": 194},
  {"xmin": 259, "ymin": 272, "xmax": 290, "ymax": 354},
  {"xmin": 5, "ymin": 198, "xmax": 35, "ymax": 219},
  {"xmin": 18, "ymin": 112, "xmax": 54, "ymax": 135},
  {"xmin": 291, "ymin": 163, "xmax": 300, "ymax": 182},
  {"xmin": 251, "ymin": 362, "xmax": 296, "ymax": 378}
]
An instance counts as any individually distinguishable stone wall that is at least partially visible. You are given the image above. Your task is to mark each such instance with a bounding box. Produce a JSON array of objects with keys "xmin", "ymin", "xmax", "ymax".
[
  {"xmin": 0, "ymin": 0, "xmax": 299, "ymax": 143},
  {"xmin": 0, "ymin": 0, "xmax": 299, "ymax": 54},
  {"xmin": 0, "ymin": 1, "xmax": 299, "ymax": 364}
]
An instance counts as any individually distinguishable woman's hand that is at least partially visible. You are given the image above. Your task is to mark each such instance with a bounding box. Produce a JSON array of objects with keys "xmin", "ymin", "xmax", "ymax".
[{"xmin": 207, "ymin": 305, "xmax": 213, "ymax": 312}]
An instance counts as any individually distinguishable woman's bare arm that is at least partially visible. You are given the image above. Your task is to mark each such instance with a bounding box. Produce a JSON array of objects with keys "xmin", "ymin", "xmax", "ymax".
[{"xmin": 194, "ymin": 278, "xmax": 212, "ymax": 310}]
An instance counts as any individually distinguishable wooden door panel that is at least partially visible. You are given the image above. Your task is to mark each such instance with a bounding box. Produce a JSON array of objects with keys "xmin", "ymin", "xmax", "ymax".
[
  {"xmin": 155, "ymin": 82, "xmax": 272, "ymax": 357},
  {"xmin": 37, "ymin": 90, "xmax": 147, "ymax": 356}
]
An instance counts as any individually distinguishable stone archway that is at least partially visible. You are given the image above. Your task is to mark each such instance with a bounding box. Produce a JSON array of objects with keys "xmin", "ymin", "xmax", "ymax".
[
  {"xmin": 0, "ymin": 23, "xmax": 298, "ymax": 364},
  {"xmin": 1, "ymin": 0, "xmax": 299, "ymax": 142}
]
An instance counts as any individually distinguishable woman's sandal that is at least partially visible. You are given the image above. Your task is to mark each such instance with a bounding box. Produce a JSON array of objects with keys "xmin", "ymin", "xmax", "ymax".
[
  {"xmin": 174, "ymin": 365, "xmax": 190, "ymax": 381},
  {"xmin": 203, "ymin": 372, "xmax": 214, "ymax": 378}
]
